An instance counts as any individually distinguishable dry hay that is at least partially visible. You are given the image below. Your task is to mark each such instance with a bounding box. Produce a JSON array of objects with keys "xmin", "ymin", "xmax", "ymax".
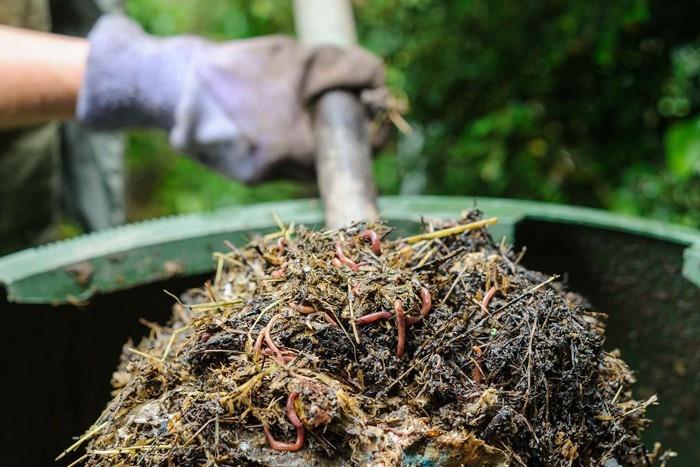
[{"xmin": 60, "ymin": 211, "xmax": 672, "ymax": 466}]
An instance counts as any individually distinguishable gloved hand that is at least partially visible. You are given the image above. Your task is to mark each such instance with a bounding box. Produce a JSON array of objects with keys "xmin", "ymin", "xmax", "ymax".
[{"xmin": 77, "ymin": 15, "xmax": 385, "ymax": 183}]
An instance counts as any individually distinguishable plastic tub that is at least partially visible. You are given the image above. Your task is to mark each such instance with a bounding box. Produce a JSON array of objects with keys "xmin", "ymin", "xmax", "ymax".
[{"xmin": 1, "ymin": 196, "xmax": 698, "ymax": 465}]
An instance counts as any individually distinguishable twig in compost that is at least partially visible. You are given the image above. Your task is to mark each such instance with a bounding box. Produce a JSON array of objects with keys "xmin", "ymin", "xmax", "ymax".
[
  {"xmin": 522, "ymin": 316, "xmax": 538, "ymax": 412},
  {"xmin": 400, "ymin": 217, "xmax": 498, "ymax": 244},
  {"xmin": 472, "ymin": 346, "xmax": 484, "ymax": 385},
  {"xmin": 441, "ymin": 260, "xmax": 470, "ymax": 304},
  {"xmin": 56, "ymin": 421, "xmax": 108, "ymax": 461},
  {"xmin": 347, "ymin": 282, "xmax": 361, "ymax": 344},
  {"xmin": 89, "ymin": 444, "xmax": 173, "ymax": 455},
  {"xmin": 65, "ymin": 454, "xmax": 88, "ymax": 467},
  {"xmin": 161, "ymin": 325, "xmax": 192, "ymax": 361},
  {"xmin": 214, "ymin": 255, "xmax": 224, "ymax": 286},
  {"xmin": 465, "ymin": 275, "xmax": 559, "ymax": 336},
  {"xmin": 184, "ymin": 418, "xmax": 216, "ymax": 446},
  {"xmin": 492, "ymin": 275, "xmax": 558, "ymax": 315},
  {"xmin": 127, "ymin": 347, "xmax": 160, "ymax": 362}
]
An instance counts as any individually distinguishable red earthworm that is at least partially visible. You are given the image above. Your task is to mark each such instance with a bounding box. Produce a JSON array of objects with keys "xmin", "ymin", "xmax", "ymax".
[
  {"xmin": 322, "ymin": 312, "xmax": 339, "ymax": 327},
  {"xmin": 263, "ymin": 348, "xmax": 297, "ymax": 362},
  {"xmin": 355, "ymin": 311, "xmax": 393, "ymax": 325},
  {"xmin": 405, "ymin": 316, "xmax": 421, "ymax": 327},
  {"xmin": 264, "ymin": 392, "xmax": 305, "ymax": 451},
  {"xmin": 270, "ymin": 268, "xmax": 286, "ymax": 279},
  {"xmin": 276, "ymin": 238, "xmax": 287, "ymax": 255},
  {"xmin": 361, "ymin": 229, "xmax": 382, "ymax": 255},
  {"xmin": 335, "ymin": 242, "xmax": 359, "ymax": 271},
  {"xmin": 264, "ymin": 315, "xmax": 286, "ymax": 364},
  {"xmin": 331, "ymin": 257, "xmax": 343, "ymax": 268},
  {"xmin": 286, "ymin": 392, "xmax": 304, "ymax": 429},
  {"xmin": 395, "ymin": 299, "xmax": 406, "ymax": 358},
  {"xmin": 481, "ymin": 286, "xmax": 497, "ymax": 311},
  {"xmin": 254, "ymin": 328, "xmax": 265, "ymax": 356},
  {"xmin": 271, "ymin": 266, "xmax": 287, "ymax": 278},
  {"xmin": 406, "ymin": 287, "xmax": 432, "ymax": 327},
  {"xmin": 291, "ymin": 302, "xmax": 315, "ymax": 314},
  {"xmin": 419, "ymin": 287, "xmax": 432, "ymax": 317}
]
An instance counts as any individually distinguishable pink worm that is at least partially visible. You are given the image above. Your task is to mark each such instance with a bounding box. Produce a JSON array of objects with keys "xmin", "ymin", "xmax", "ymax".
[
  {"xmin": 355, "ymin": 311, "xmax": 393, "ymax": 325},
  {"xmin": 263, "ymin": 392, "xmax": 305, "ymax": 451},
  {"xmin": 361, "ymin": 230, "xmax": 382, "ymax": 255},
  {"xmin": 395, "ymin": 299, "xmax": 407, "ymax": 358},
  {"xmin": 335, "ymin": 242, "xmax": 359, "ymax": 271}
]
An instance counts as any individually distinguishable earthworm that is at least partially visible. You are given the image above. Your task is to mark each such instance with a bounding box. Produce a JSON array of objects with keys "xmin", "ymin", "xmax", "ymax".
[
  {"xmin": 264, "ymin": 392, "xmax": 305, "ymax": 451},
  {"xmin": 254, "ymin": 328, "xmax": 265, "ymax": 355},
  {"xmin": 361, "ymin": 229, "xmax": 382, "ymax": 255},
  {"xmin": 395, "ymin": 299, "xmax": 406, "ymax": 358},
  {"xmin": 355, "ymin": 311, "xmax": 393, "ymax": 325},
  {"xmin": 264, "ymin": 315, "xmax": 287, "ymax": 364},
  {"xmin": 322, "ymin": 312, "xmax": 339, "ymax": 327},
  {"xmin": 271, "ymin": 264, "xmax": 287, "ymax": 278},
  {"xmin": 406, "ymin": 287, "xmax": 432, "ymax": 327},
  {"xmin": 335, "ymin": 242, "xmax": 359, "ymax": 271},
  {"xmin": 481, "ymin": 286, "xmax": 497, "ymax": 311},
  {"xmin": 271, "ymin": 269, "xmax": 285, "ymax": 278},
  {"xmin": 263, "ymin": 348, "xmax": 297, "ymax": 363},
  {"xmin": 331, "ymin": 257, "xmax": 343, "ymax": 268},
  {"xmin": 419, "ymin": 287, "xmax": 432, "ymax": 317},
  {"xmin": 405, "ymin": 316, "xmax": 421, "ymax": 327},
  {"xmin": 291, "ymin": 302, "xmax": 315, "ymax": 314}
]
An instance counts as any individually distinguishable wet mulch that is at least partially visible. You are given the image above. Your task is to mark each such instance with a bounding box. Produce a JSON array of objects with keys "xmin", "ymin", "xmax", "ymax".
[{"xmin": 60, "ymin": 211, "xmax": 672, "ymax": 466}]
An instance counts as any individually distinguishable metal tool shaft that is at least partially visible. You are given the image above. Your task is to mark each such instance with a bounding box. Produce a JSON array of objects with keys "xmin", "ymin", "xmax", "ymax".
[{"xmin": 293, "ymin": 0, "xmax": 379, "ymax": 228}]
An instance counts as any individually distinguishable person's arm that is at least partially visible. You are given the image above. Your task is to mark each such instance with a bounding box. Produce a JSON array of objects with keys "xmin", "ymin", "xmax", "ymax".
[
  {"xmin": 0, "ymin": 15, "xmax": 385, "ymax": 183},
  {"xmin": 0, "ymin": 25, "xmax": 87, "ymax": 128}
]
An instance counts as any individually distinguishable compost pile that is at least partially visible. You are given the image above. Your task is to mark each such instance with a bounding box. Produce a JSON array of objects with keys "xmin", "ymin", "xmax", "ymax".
[{"xmin": 67, "ymin": 212, "xmax": 663, "ymax": 466}]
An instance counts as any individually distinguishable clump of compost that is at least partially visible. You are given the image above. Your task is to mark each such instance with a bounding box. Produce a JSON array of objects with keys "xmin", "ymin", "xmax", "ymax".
[{"xmin": 64, "ymin": 212, "xmax": 665, "ymax": 466}]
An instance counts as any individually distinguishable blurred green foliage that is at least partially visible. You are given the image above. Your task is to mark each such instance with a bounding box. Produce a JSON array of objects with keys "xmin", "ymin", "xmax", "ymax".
[{"xmin": 124, "ymin": 0, "xmax": 700, "ymax": 226}]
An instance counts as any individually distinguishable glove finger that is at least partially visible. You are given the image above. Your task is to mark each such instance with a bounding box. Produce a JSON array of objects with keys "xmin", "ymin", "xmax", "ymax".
[{"xmin": 303, "ymin": 45, "xmax": 385, "ymax": 100}]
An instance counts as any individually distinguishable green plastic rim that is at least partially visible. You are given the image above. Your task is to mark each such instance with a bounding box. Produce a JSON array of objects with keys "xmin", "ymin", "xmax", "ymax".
[{"xmin": 1, "ymin": 196, "xmax": 699, "ymax": 304}]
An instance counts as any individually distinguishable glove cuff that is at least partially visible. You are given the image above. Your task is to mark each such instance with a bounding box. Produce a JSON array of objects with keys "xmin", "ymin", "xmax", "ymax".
[{"xmin": 77, "ymin": 15, "xmax": 209, "ymax": 130}]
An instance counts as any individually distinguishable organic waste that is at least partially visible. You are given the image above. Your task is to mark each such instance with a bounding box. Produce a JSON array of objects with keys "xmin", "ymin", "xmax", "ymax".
[{"xmin": 60, "ymin": 211, "xmax": 671, "ymax": 466}]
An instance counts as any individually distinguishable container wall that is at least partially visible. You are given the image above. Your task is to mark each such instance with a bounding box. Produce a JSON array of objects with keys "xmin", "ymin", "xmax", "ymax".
[{"xmin": 0, "ymin": 274, "xmax": 208, "ymax": 466}]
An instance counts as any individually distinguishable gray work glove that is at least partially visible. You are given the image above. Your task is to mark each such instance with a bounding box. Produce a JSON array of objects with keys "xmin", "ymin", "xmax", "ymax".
[{"xmin": 77, "ymin": 15, "xmax": 385, "ymax": 183}]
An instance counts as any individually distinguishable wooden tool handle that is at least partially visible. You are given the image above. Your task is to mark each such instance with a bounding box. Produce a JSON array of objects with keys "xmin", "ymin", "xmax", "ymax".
[{"xmin": 293, "ymin": 0, "xmax": 379, "ymax": 228}]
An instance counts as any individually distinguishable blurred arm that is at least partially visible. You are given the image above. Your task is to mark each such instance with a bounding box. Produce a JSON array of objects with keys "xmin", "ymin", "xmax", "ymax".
[{"xmin": 0, "ymin": 25, "xmax": 87, "ymax": 129}]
